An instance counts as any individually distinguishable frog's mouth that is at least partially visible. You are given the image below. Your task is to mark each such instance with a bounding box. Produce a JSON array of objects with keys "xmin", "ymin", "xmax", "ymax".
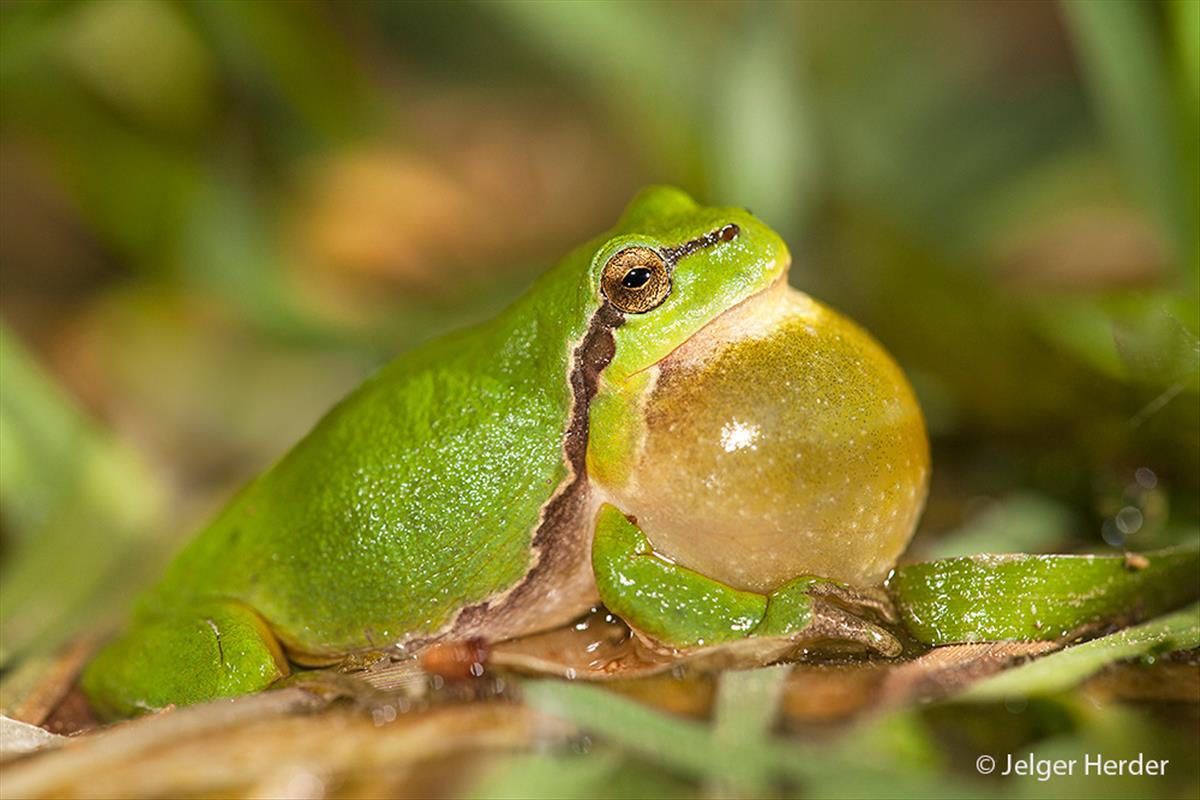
[{"xmin": 648, "ymin": 274, "xmax": 805, "ymax": 374}]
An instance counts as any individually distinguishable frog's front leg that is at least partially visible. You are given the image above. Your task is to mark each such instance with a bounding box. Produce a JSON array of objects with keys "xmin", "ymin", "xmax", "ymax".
[
  {"xmin": 81, "ymin": 601, "xmax": 290, "ymax": 719},
  {"xmin": 591, "ymin": 504, "xmax": 901, "ymax": 656}
]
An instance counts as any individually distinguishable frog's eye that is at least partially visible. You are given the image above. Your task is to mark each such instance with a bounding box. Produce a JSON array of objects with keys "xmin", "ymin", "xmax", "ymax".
[{"xmin": 601, "ymin": 247, "xmax": 670, "ymax": 313}]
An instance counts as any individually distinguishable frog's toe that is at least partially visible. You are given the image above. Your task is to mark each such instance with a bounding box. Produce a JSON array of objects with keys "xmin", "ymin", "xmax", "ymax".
[
  {"xmin": 81, "ymin": 601, "xmax": 290, "ymax": 719},
  {"xmin": 801, "ymin": 597, "xmax": 902, "ymax": 657},
  {"xmin": 805, "ymin": 580, "xmax": 899, "ymax": 625},
  {"xmin": 757, "ymin": 576, "xmax": 902, "ymax": 657}
]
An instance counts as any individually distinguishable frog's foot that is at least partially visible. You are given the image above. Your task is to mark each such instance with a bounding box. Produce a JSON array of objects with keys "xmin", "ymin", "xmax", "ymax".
[
  {"xmin": 81, "ymin": 601, "xmax": 290, "ymax": 719},
  {"xmin": 806, "ymin": 580, "xmax": 898, "ymax": 625},
  {"xmin": 592, "ymin": 504, "xmax": 901, "ymax": 659},
  {"xmin": 757, "ymin": 576, "xmax": 902, "ymax": 657}
]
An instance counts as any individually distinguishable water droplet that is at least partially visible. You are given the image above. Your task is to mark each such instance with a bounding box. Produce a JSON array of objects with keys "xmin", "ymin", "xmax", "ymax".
[
  {"xmin": 1004, "ymin": 697, "xmax": 1027, "ymax": 714},
  {"xmin": 1135, "ymin": 467, "xmax": 1157, "ymax": 489},
  {"xmin": 1115, "ymin": 506, "xmax": 1143, "ymax": 535},
  {"xmin": 1101, "ymin": 518, "xmax": 1125, "ymax": 548}
]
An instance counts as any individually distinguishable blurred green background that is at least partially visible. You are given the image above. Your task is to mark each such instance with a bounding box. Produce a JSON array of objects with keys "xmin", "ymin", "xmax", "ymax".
[{"xmin": 0, "ymin": 0, "xmax": 1197, "ymax": 797}]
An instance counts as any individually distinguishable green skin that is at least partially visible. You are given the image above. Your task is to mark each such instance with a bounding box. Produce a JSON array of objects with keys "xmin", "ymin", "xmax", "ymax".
[{"xmin": 83, "ymin": 187, "xmax": 852, "ymax": 718}]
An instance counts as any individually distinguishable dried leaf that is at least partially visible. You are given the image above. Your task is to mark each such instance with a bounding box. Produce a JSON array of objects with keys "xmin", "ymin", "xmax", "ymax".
[
  {"xmin": 0, "ymin": 716, "xmax": 66, "ymax": 759},
  {"xmin": 1, "ymin": 688, "xmax": 564, "ymax": 799}
]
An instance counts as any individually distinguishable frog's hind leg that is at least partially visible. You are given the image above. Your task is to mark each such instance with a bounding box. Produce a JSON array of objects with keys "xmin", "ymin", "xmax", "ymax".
[{"xmin": 81, "ymin": 601, "xmax": 290, "ymax": 719}]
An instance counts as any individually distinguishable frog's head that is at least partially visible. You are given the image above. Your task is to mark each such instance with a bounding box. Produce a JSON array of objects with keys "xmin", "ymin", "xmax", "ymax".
[
  {"xmin": 589, "ymin": 186, "xmax": 789, "ymax": 382},
  {"xmin": 586, "ymin": 188, "xmax": 929, "ymax": 593}
]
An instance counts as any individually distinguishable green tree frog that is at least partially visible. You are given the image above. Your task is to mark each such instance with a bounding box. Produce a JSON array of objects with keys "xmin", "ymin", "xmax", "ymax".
[{"xmin": 82, "ymin": 187, "xmax": 929, "ymax": 718}]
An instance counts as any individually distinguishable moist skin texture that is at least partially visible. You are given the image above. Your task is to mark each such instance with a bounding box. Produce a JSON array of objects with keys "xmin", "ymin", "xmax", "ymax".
[{"xmin": 603, "ymin": 279, "xmax": 930, "ymax": 592}]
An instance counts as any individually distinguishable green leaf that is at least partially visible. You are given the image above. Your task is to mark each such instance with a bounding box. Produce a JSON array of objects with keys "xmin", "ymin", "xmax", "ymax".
[
  {"xmin": 960, "ymin": 603, "xmax": 1200, "ymax": 700},
  {"xmin": 890, "ymin": 542, "xmax": 1200, "ymax": 644}
]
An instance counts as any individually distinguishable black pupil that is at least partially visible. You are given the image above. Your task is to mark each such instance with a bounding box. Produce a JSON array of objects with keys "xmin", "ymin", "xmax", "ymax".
[{"xmin": 622, "ymin": 267, "xmax": 652, "ymax": 289}]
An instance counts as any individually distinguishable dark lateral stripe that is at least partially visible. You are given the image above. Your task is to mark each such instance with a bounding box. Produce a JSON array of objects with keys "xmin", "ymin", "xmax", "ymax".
[
  {"xmin": 449, "ymin": 301, "xmax": 624, "ymax": 631},
  {"xmin": 532, "ymin": 300, "xmax": 624, "ymax": 547},
  {"xmin": 661, "ymin": 223, "xmax": 739, "ymax": 267}
]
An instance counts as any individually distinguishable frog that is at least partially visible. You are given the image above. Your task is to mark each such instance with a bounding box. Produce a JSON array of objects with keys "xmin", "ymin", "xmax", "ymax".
[{"xmin": 81, "ymin": 187, "xmax": 929, "ymax": 719}]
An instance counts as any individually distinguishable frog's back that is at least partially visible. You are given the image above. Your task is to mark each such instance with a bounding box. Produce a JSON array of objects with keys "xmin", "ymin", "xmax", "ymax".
[{"xmin": 144, "ymin": 259, "xmax": 598, "ymax": 658}]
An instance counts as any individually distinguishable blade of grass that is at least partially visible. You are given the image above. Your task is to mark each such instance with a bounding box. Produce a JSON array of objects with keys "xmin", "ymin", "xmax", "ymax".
[
  {"xmin": 959, "ymin": 602, "xmax": 1200, "ymax": 701},
  {"xmin": 1061, "ymin": 0, "xmax": 1195, "ymax": 274},
  {"xmin": 709, "ymin": 6, "xmax": 818, "ymax": 237},
  {"xmin": 469, "ymin": 749, "xmax": 690, "ymax": 800},
  {"xmin": 0, "ymin": 324, "xmax": 167, "ymax": 666},
  {"xmin": 483, "ymin": 0, "xmax": 705, "ymax": 181},
  {"xmin": 520, "ymin": 679, "xmax": 773, "ymax": 792},
  {"xmin": 186, "ymin": 0, "xmax": 374, "ymax": 147},
  {"xmin": 710, "ymin": 665, "xmax": 790, "ymax": 796},
  {"xmin": 712, "ymin": 665, "xmax": 790, "ymax": 745},
  {"xmin": 519, "ymin": 678, "xmax": 990, "ymax": 798},
  {"xmin": 1169, "ymin": 0, "xmax": 1200, "ymax": 280}
]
